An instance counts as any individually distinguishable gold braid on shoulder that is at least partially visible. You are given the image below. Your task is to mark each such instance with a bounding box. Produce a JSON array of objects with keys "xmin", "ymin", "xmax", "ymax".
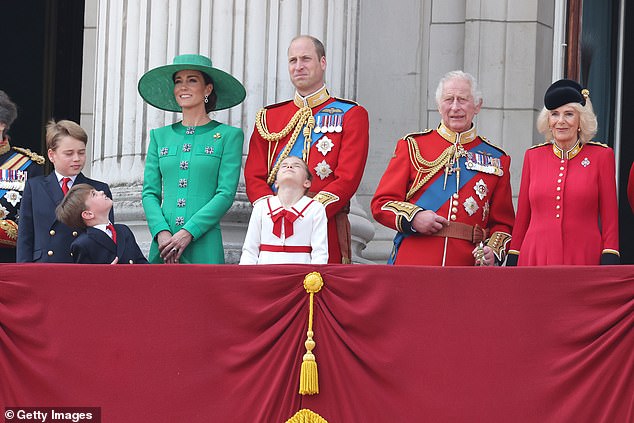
[
  {"xmin": 405, "ymin": 136, "xmax": 455, "ymax": 200},
  {"xmin": 255, "ymin": 106, "xmax": 315, "ymax": 185}
]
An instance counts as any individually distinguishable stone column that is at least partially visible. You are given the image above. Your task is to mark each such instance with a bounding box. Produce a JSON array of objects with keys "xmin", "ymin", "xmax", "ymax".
[{"xmin": 88, "ymin": 0, "xmax": 371, "ymax": 263}]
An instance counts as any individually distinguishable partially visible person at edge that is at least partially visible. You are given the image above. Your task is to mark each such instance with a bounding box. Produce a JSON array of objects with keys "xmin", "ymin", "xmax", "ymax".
[
  {"xmin": 0, "ymin": 90, "xmax": 45, "ymax": 262},
  {"xmin": 244, "ymin": 35, "xmax": 369, "ymax": 264},
  {"xmin": 17, "ymin": 120, "xmax": 113, "ymax": 263},
  {"xmin": 371, "ymin": 70, "xmax": 515, "ymax": 266},
  {"xmin": 507, "ymin": 79, "xmax": 619, "ymax": 265},
  {"xmin": 139, "ymin": 54, "xmax": 246, "ymax": 264}
]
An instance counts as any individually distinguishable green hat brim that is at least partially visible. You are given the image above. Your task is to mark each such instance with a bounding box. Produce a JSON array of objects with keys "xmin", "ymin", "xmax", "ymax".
[{"xmin": 138, "ymin": 63, "xmax": 246, "ymax": 112}]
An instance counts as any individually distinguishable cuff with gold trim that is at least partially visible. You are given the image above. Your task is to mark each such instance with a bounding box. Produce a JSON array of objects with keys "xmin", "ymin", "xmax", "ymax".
[
  {"xmin": 600, "ymin": 249, "xmax": 620, "ymax": 265},
  {"xmin": 313, "ymin": 191, "xmax": 340, "ymax": 208},
  {"xmin": 505, "ymin": 249, "xmax": 519, "ymax": 266},
  {"xmin": 486, "ymin": 231, "xmax": 512, "ymax": 263},
  {"xmin": 380, "ymin": 200, "xmax": 423, "ymax": 234}
]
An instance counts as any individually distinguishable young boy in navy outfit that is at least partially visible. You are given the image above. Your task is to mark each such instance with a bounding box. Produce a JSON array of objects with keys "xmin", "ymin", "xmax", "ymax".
[
  {"xmin": 17, "ymin": 120, "xmax": 113, "ymax": 262},
  {"xmin": 56, "ymin": 183, "xmax": 148, "ymax": 264}
]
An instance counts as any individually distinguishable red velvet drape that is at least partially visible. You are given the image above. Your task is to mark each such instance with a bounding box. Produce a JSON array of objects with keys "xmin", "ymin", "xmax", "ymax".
[{"xmin": 1, "ymin": 264, "xmax": 632, "ymax": 422}]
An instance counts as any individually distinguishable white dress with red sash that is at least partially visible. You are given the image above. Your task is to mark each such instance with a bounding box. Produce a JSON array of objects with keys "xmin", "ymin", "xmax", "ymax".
[{"xmin": 239, "ymin": 195, "xmax": 328, "ymax": 264}]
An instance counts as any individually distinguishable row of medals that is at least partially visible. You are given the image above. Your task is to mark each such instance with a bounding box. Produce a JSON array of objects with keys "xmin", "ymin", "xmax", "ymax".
[{"xmin": 314, "ymin": 115, "xmax": 343, "ymax": 133}]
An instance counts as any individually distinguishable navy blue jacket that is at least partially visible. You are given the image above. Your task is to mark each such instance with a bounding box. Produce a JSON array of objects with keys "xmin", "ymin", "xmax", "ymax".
[
  {"xmin": 16, "ymin": 172, "xmax": 113, "ymax": 262},
  {"xmin": 71, "ymin": 225, "xmax": 148, "ymax": 264}
]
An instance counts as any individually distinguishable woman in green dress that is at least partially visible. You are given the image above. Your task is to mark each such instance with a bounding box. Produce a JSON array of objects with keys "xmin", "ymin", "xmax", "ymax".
[{"xmin": 138, "ymin": 54, "xmax": 246, "ymax": 263}]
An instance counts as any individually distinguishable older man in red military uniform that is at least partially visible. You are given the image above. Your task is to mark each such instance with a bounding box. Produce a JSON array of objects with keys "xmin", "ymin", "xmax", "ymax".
[
  {"xmin": 245, "ymin": 35, "xmax": 369, "ymax": 263},
  {"xmin": 371, "ymin": 71, "xmax": 514, "ymax": 266}
]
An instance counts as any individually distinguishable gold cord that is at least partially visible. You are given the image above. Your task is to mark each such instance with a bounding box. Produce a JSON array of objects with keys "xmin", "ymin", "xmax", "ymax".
[
  {"xmin": 255, "ymin": 107, "xmax": 315, "ymax": 184},
  {"xmin": 405, "ymin": 137, "xmax": 455, "ymax": 200}
]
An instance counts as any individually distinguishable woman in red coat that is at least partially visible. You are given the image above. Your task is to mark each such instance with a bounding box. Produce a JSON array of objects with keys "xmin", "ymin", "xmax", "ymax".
[{"xmin": 507, "ymin": 80, "xmax": 619, "ymax": 265}]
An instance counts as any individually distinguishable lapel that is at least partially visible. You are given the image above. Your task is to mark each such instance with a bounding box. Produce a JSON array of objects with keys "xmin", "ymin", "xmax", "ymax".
[
  {"xmin": 43, "ymin": 172, "xmax": 64, "ymax": 206},
  {"xmin": 86, "ymin": 227, "xmax": 117, "ymax": 254}
]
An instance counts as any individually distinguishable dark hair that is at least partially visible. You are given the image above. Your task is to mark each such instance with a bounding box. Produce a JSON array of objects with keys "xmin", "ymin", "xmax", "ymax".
[
  {"xmin": 172, "ymin": 70, "xmax": 217, "ymax": 113},
  {"xmin": 0, "ymin": 90, "xmax": 18, "ymax": 128},
  {"xmin": 46, "ymin": 120, "xmax": 88, "ymax": 150},
  {"xmin": 55, "ymin": 183, "xmax": 93, "ymax": 229}
]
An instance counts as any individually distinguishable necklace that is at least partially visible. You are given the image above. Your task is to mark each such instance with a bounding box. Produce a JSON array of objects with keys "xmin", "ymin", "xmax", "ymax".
[{"xmin": 183, "ymin": 115, "xmax": 211, "ymax": 135}]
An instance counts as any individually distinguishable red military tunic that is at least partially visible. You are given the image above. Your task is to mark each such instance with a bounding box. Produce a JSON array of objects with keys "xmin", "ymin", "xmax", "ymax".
[
  {"xmin": 371, "ymin": 123, "xmax": 515, "ymax": 266},
  {"xmin": 508, "ymin": 141, "xmax": 619, "ymax": 265},
  {"xmin": 245, "ymin": 86, "xmax": 369, "ymax": 263}
]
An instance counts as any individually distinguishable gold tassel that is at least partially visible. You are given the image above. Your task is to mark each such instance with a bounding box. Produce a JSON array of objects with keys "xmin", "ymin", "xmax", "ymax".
[
  {"xmin": 285, "ymin": 408, "xmax": 329, "ymax": 423},
  {"xmin": 299, "ymin": 272, "xmax": 323, "ymax": 395}
]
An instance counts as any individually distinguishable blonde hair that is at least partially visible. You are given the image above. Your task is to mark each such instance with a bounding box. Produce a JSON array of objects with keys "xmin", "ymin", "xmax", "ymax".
[
  {"xmin": 55, "ymin": 183, "xmax": 93, "ymax": 229},
  {"xmin": 536, "ymin": 97, "xmax": 598, "ymax": 144},
  {"xmin": 46, "ymin": 120, "xmax": 88, "ymax": 150}
]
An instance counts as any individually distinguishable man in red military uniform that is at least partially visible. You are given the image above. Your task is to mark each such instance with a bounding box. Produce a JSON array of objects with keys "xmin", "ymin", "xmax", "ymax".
[
  {"xmin": 245, "ymin": 35, "xmax": 369, "ymax": 263},
  {"xmin": 371, "ymin": 71, "xmax": 514, "ymax": 266}
]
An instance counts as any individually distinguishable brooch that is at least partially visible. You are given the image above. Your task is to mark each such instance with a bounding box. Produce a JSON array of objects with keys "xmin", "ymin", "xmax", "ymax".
[{"xmin": 581, "ymin": 157, "xmax": 590, "ymax": 167}]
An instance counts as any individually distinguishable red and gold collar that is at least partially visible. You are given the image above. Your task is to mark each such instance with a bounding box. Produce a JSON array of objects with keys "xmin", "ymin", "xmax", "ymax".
[
  {"xmin": 293, "ymin": 85, "xmax": 330, "ymax": 109},
  {"xmin": 552, "ymin": 139, "xmax": 582, "ymax": 160},
  {"xmin": 437, "ymin": 121, "xmax": 477, "ymax": 145}
]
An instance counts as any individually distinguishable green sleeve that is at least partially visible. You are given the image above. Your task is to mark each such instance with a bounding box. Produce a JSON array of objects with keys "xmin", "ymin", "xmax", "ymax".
[{"xmin": 142, "ymin": 129, "xmax": 171, "ymax": 238}]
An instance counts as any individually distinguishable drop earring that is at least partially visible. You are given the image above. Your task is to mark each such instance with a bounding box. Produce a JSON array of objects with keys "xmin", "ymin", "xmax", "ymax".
[{"xmin": 204, "ymin": 95, "xmax": 209, "ymax": 104}]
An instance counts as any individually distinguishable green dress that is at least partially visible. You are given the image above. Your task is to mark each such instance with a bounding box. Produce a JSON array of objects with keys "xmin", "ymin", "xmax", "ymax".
[{"xmin": 142, "ymin": 120, "xmax": 243, "ymax": 263}]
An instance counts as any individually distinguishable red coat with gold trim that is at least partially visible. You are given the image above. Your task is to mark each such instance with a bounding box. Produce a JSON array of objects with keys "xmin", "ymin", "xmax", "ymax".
[
  {"xmin": 245, "ymin": 92, "xmax": 369, "ymax": 263},
  {"xmin": 508, "ymin": 141, "xmax": 619, "ymax": 265},
  {"xmin": 371, "ymin": 125, "xmax": 514, "ymax": 266}
]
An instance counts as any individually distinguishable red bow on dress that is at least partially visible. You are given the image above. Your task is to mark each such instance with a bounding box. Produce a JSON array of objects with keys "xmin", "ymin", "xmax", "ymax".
[{"xmin": 271, "ymin": 209, "xmax": 299, "ymax": 239}]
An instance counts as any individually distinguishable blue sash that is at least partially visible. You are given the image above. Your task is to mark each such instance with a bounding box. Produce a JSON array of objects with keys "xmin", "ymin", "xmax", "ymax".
[
  {"xmin": 388, "ymin": 141, "xmax": 503, "ymax": 264},
  {"xmin": 270, "ymin": 100, "xmax": 355, "ymax": 191}
]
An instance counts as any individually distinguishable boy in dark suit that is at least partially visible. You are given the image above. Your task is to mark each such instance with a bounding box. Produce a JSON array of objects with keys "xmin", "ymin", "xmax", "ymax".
[
  {"xmin": 17, "ymin": 120, "xmax": 114, "ymax": 262},
  {"xmin": 56, "ymin": 183, "xmax": 147, "ymax": 264}
]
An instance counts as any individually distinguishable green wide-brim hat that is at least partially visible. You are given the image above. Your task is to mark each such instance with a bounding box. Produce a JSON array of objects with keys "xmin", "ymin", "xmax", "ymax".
[{"xmin": 138, "ymin": 54, "xmax": 246, "ymax": 112}]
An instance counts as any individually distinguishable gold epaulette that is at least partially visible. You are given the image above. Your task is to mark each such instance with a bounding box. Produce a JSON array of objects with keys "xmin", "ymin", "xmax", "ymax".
[
  {"xmin": 479, "ymin": 136, "xmax": 508, "ymax": 156},
  {"xmin": 529, "ymin": 141, "xmax": 551, "ymax": 150},
  {"xmin": 12, "ymin": 147, "xmax": 46, "ymax": 165},
  {"xmin": 402, "ymin": 129, "xmax": 433, "ymax": 140},
  {"xmin": 587, "ymin": 141, "xmax": 609, "ymax": 148}
]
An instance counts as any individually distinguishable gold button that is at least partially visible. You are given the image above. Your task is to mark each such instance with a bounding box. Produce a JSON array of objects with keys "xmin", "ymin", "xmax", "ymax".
[
  {"xmin": 560, "ymin": 167, "xmax": 565, "ymax": 171},
  {"xmin": 453, "ymin": 193, "xmax": 459, "ymax": 199},
  {"xmin": 49, "ymin": 230, "xmax": 55, "ymax": 236},
  {"xmin": 556, "ymin": 205, "xmax": 560, "ymax": 210},
  {"xmin": 557, "ymin": 179, "xmax": 562, "ymax": 183},
  {"xmin": 559, "ymin": 173, "xmax": 563, "ymax": 177},
  {"xmin": 72, "ymin": 231, "xmax": 78, "ymax": 237},
  {"xmin": 556, "ymin": 196, "xmax": 561, "ymax": 200},
  {"xmin": 556, "ymin": 214, "xmax": 560, "ymax": 218},
  {"xmin": 129, "ymin": 260, "xmax": 134, "ymax": 264},
  {"xmin": 452, "ymin": 207, "xmax": 458, "ymax": 213},
  {"xmin": 452, "ymin": 200, "xmax": 459, "ymax": 206},
  {"xmin": 557, "ymin": 187, "xmax": 561, "ymax": 191},
  {"xmin": 560, "ymin": 160, "xmax": 565, "ymax": 164},
  {"xmin": 450, "ymin": 215, "xmax": 457, "ymax": 221},
  {"xmin": 47, "ymin": 250, "xmax": 54, "ymax": 256}
]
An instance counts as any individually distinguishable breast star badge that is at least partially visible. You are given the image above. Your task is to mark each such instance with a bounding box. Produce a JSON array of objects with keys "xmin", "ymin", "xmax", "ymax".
[
  {"xmin": 314, "ymin": 160, "xmax": 333, "ymax": 180},
  {"xmin": 463, "ymin": 196, "xmax": 479, "ymax": 216},
  {"xmin": 316, "ymin": 136, "xmax": 334, "ymax": 156},
  {"xmin": 474, "ymin": 179, "xmax": 488, "ymax": 200}
]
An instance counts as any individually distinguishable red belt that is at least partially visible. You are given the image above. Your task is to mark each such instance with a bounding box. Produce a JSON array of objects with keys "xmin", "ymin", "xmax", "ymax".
[{"xmin": 260, "ymin": 244, "xmax": 312, "ymax": 253}]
